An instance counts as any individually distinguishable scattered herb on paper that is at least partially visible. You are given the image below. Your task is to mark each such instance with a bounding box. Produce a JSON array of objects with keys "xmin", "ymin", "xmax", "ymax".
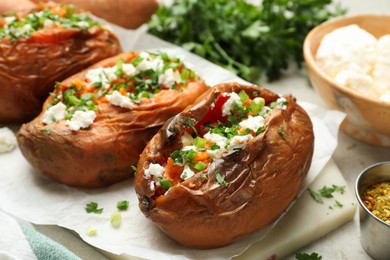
[
  {"xmin": 148, "ymin": 0, "xmax": 346, "ymax": 82},
  {"xmin": 308, "ymin": 185, "xmax": 345, "ymax": 207},
  {"xmin": 308, "ymin": 188, "xmax": 324, "ymax": 204},
  {"xmin": 85, "ymin": 201, "xmax": 103, "ymax": 214},
  {"xmin": 295, "ymin": 252, "xmax": 322, "ymax": 260},
  {"xmin": 116, "ymin": 200, "xmax": 129, "ymax": 211}
]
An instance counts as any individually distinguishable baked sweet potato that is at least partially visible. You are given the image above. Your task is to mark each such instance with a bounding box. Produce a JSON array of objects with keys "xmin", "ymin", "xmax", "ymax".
[
  {"xmin": 0, "ymin": 2, "xmax": 121, "ymax": 123},
  {"xmin": 134, "ymin": 82, "xmax": 314, "ymax": 249},
  {"xmin": 17, "ymin": 51, "xmax": 208, "ymax": 188}
]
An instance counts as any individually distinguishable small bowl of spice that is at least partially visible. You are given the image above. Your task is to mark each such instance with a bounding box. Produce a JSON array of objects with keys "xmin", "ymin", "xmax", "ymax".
[{"xmin": 355, "ymin": 162, "xmax": 390, "ymax": 260}]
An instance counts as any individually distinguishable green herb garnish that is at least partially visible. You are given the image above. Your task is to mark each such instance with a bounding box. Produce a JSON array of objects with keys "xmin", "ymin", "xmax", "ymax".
[
  {"xmin": 278, "ymin": 126, "xmax": 287, "ymax": 140},
  {"xmin": 215, "ymin": 172, "xmax": 228, "ymax": 187},
  {"xmin": 160, "ymin": 179, "xmax": 172, "ymax": 191},
  {"xmin": 116, "ymin": 200, "xmax": 129, "ymax": 211},
  {"xmin": 295, "ymin": 252, "xmax": 322, "ymax": 260},
  {"xmin": 85, "ymin": 202, "xmax": 103, "ymax": 214}
]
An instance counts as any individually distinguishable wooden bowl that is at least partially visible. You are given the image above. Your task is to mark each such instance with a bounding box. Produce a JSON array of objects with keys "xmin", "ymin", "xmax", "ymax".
[{"xmin": 304, "ymin": 14, "xmax": 390, "ymax": 146}]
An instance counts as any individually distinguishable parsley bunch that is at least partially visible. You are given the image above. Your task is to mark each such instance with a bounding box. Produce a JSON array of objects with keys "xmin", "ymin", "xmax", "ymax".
[{"xmin": 148, "ymin": 0, "xmax": 346, "ymax": 82}]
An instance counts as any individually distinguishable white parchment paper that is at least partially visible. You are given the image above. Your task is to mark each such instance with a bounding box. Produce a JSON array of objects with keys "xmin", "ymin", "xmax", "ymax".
[{"xmin": 0, "ymin": 26, "xmax": 345, "ymax": 260}]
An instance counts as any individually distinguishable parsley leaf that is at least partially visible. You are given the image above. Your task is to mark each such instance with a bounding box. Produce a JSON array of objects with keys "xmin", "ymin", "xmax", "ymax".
[
  {"xmin": 85, "ymin": 202, "xmax": 103, "ymax": 214},
  {"xmin": 215, "ymin": 172, "xmax": 229, "ymax": 187},
  {"xmin": 116, "ymin": 200, "xmax": 129, "ymax": 211},
  {"xmin": 295, "ymin": 252, "xmax": 322, "ymax": 260},
  {"xmin": 308, "ymin": 188, "xmax": 324, "ymax": 204}
]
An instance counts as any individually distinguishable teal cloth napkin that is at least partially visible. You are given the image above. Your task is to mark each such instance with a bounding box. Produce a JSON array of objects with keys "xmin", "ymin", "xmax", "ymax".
[{"xmin": 18, "ymin": 221, "xmax": 80, "ymax": 260}]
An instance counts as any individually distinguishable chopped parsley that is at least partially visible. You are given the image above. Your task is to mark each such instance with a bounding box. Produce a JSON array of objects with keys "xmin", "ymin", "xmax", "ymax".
[
  {"xmin": 85, "ymin": 202, "xmax": 103, "ymax": 214},
  {"xmin": 278, "ymin": 126, "xmax": 286, "ymax": 140},
  {"xmin": 308, "ymin": 185, "xmax": 346, "ymax": 208},
  {"xmin": 116, "ymin": 200, "xmax": 129, "ymax": 211},
  {"xmin": 215, "ymin": 172, "xmax": 229, "ymax": 187},
  {"xmin": 295, "ymin": 252, "xmax": 322, "ymax": 260}
]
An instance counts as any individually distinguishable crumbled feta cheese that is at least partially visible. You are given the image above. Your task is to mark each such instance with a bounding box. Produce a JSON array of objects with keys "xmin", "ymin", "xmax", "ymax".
[
  {"xmin": 275, "ymin": 97, "xmax": 288, "ymax": 110},
  {"xmin": 230, "ymin": 134, "xmax": 254, "ymax": 146},
  {"xmin": 181, "ymin": 132, "xmax": 193, "ymax": 146},
  {"xmin": 181, "ymin": 164, "xmax": 195, "ymax": 180},
  {"xmin": 136, "ymin": 52, "xmax": 164, "ymax": 72},
  {"xmin": 103, "ymin": 66, "xmax": 118, "ymax": 82},
  {"xmin": 43, "ymin": 19, "xmax": 54, "ymax": 29},
  {"xmin": 66, "ymin": 110, "xmax": 96, "ymax": 131},
  {"xmin": 149, "ymin": 180, "xmax": 155, "ymax": 191},
  {"xmin": 158, "ymin": 68, "xmax": 181, "ymax": 88},
  {"xmin": 316, "ymin": 24, "xmax": 390, "ymax": 101},
  {"xmin": 0, "ymin": 127, "xmax": 17, "ymax": 154},
  {"xmin": 4, "ymin": 16, "xmax": 16, "ymax": 24},
  {"xmin": 85, "ymin": 67, "xmax": 110, "ymax": 89},
  {"xmin": 144, "ymin": 163, "xmax": 164, "ymax": 179},
  {"xmin": 239, "ymin": 115, "xmax": 265, "ymax": 132},
  {"xmin": 204, "ymin": 132, "xmax": 228, "ymax": 149},
  {"xmin": 76, "ymin": 21, "xmax": 89, "ymax": 29},
  {"xmin": 122, "ymin": 63, "xmax": 137, "ymax": 77},
  {"xmin": 42, "ymin": 102, "xmax": 67, "ymax": 125},
  {"xmin": 222, "ymin": 92, "xmax": 242, "ymax": 116},
  {"xmin": 105, "ymin": 91, "xmax": 133, "ymax": 109}
]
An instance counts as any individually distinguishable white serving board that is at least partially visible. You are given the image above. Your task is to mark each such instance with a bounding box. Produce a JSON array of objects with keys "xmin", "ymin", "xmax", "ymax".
[
  {"xmin": 237, "ymin": 159, "xmax": 357, "ymax": 259},
  {"xmin": 102, "ymin": 159, "xmax": 356, "ymax": 260}
]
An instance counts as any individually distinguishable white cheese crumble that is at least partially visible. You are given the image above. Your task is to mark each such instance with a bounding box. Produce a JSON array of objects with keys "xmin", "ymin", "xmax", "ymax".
[
  {"xmin": 203, "ymin": 132, "xmax": 228, "ymax": 149},
  {"xmin": 0, "ymin": 127, "xmax": 17, "ymax": 154},
  {"xmin": 105, "ymin": 91, "xmax": 133, "ymax": 109},
  {"xmin": 66, "ymin": 110, "xmax": 96, "ymax": 131},
  {"xmin": 230, "ymin": 134, "xmax": 254, "ymax": 146},
  {"xmin": 181, "ymin": 132, "xmax": 194, "ymax": 146},
  {"xmin": 181, "ymin": 164, "xmax": 195, "ymax": 180},
  {"xmin": 239, "ymin": 115, "xmax": 265, "ymax": 132},
  {"xmin": 158, "ymin": 68, "xmax": 181, "ymax": 88},
  {"xmin": 85, "ymin": 67, "xmax": 110, "ymax": 89},
  {"xmin": 76, "ymin": 21, "xmax": 89, "ymax": 29},
  {"xmin": 144, "ymin": 163, "xmax": 165, "ymax": 179},
  {"xmin": 316, "ymin": 24, "xmax": 390, "ymax": 101},
  {"xmin": 122, "ymin": 63, "xmax": 137, "ymax": 77},
  {"xmin": 42, "ymin": 102, "xmax": 67, "ymax": 125},
  {"xmin": 222, "ymin": 92, "xmax": 243, "ymax": 116},
  {"xmin": 4, "ymin": 16, "xmax": 16, "ymax": 24},
  {"xmin": 43, "ymin": 19, "xmax": 54, "ymax": 29},
  {"xmin": 275, "ymin": 97, "xmax": 288, "ymax": 110}
]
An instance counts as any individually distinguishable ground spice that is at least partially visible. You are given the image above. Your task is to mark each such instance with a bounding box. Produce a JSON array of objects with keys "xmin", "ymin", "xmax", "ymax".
[{"xmin": 361, "ymin": 181, "xmax": 390, "ymax": 224}]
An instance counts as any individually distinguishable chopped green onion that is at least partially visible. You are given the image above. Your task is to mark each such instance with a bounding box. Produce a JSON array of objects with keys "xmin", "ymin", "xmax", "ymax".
[
  {"xmin": 238, "ymin": 90, "xmax": 249, "ymax": 103},
  {"xmin": 159, "ymin": 179, "xmax": 172, "ymax": 191},
  {"xmin": 111, "ymin": 212, "xmax": 122, "ymax": 228},
  {"xmin": 86, "ymin": 225, "xmax": 97, "ymax": 236},
  {"xmin": 193, "ymin": 136, "xmax": 207, "ymax": 149},
  {"xmin": 194, "ymin": 161, "xmax": 207, "ymax": 171}
]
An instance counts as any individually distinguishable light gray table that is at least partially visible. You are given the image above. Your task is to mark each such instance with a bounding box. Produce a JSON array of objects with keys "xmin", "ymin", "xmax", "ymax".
[{"xmin": 34, "ymin": 1, "xmax": 390, "ymax": 259}]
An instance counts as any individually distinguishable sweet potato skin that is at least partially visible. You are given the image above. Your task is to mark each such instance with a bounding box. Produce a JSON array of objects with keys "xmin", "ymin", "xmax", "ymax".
[
  {"xmin": 17, "ymin": 52, "xmax": 209, "ymax": 188},
  {"xmin": 0, "ymin": 10, "xmax": 121, "ymax": 123},
  {"xmin": 134, "ymin": 82, "xmax": 315, "ymax": 249}
]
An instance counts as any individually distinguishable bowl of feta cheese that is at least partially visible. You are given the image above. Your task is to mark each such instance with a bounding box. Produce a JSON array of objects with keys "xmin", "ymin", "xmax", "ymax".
[{"xmin": 303, "ymin": 14, "xmax": 390, "ymax": 146}]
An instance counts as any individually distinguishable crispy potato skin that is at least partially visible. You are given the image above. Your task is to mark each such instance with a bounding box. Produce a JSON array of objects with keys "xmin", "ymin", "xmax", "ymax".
[
  {"xmin": 0, "ymin": 13, "xmax": 121, "ymax": 123},
  {"xmin": 134, "ymin": 82, "xmax": 315, "ymax": 249},
  {"xmin": 17, "ymin": 52, "xmax": 209, "ymax": 188}
]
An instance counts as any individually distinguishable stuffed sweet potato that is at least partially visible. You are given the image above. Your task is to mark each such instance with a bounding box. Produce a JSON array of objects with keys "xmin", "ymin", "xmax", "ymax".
[
  {"xmin": 17, "ymin": 51, "xmax": 208, "ymax": 188},
  {"xmin": 0, "ymin": 2, "xmax": 121, "ymax": 123},
  {"xmin": 134, "ymin": 82, "xmax": 314, "ymax": 249}
]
